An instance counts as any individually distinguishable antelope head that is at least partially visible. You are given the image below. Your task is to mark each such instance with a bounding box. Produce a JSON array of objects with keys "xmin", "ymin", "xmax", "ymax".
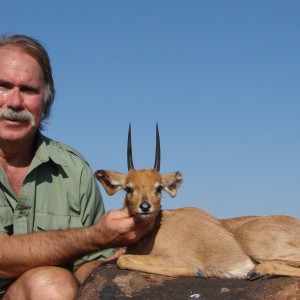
[{"xmin": 95, "ymin": 125, "xmax": 183, "ymax": 220}]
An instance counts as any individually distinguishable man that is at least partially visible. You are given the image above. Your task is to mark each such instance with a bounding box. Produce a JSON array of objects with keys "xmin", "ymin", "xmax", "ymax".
[{"xmin": 0, "ymin": 34, "xmax": 154, "ymax": 299}]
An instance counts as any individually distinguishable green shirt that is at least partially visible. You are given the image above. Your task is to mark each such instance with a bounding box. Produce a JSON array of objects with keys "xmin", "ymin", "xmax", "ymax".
[{"xmin": 0, "ymin": 131, "xmax": 113, "ymax": 273}]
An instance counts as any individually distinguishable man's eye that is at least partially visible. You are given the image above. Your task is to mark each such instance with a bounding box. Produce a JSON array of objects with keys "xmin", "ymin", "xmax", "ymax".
[
  {"xmin": 125, "ymin": 186, "xmax": 134, "ymax": 194},
  {"xmin": 0, "ymin": 82, "xmax": 10, "ymax": 90},
  {"xmin": 21, "ymin": 87, "xmax": 39, "ymax": 94}
]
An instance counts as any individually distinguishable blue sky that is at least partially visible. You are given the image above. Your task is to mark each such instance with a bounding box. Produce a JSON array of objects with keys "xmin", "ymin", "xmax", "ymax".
[{"xmin": 2, "ymin": 1, "xmax": 299, "ymax": 218}]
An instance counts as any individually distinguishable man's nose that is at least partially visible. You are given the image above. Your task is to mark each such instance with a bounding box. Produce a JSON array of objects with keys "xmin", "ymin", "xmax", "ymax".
[{"xmin": 7, "ymin": 89, "xmax": 24, "ymax": 109}]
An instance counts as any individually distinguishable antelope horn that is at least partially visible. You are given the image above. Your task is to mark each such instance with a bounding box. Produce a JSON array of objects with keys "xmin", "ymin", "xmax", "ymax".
[
  {"xmin": 154, "ymin": 123, "xmax": 161, "ymax": 172},
  {"xmin": 127, "ymin": 123, "xmax": 134, "ymax": 170}
]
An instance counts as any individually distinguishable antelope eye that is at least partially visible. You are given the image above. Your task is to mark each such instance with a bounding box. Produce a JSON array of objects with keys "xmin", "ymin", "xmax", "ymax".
[
  {"xmin": 155, "ymin": 185, "xmax": 163, "ymax": 194},
  {"xmin": 125, "ymin": 186, "xmax": 134, "ymax": 194}
]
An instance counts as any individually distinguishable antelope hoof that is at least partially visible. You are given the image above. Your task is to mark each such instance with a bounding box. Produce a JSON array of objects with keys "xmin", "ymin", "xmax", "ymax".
[
  {"xmin": 247, "ymin": 270, "xmax": 263, "ymax": 280},
  {"xmin": 194, "ymin": 267, "xmax": 206, "ymax": 278}
]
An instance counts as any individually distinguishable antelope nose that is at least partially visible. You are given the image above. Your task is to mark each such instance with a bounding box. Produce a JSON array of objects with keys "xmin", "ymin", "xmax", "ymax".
[{"xmin": 140, "ymin": 201, "xmax": 151, "ymax": 213}]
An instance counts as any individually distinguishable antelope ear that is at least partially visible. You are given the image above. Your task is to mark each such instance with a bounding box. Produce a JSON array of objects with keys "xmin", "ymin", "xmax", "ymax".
[
  {"xmin": 95, "ymin": 170, "xmax": 127, "ymax": 196},
  {"xmin": 161, "ymin": 171, "xmax": 183, "ymax": 198}
]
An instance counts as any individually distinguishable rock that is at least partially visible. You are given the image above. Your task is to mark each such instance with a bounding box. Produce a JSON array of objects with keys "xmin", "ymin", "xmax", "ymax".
[{"xmin": 76, "ymin": 260, "xmax": 300, "ymax": 300}]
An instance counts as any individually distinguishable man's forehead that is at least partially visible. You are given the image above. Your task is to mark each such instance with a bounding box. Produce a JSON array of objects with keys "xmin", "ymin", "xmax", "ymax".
[
  {"xmin": 0, "ymin": 45, "xmax": 40, "ymax": 67},
  {"xmin": 0, "ymin": 46, "xmax": 43, "ymax": 81},
  {"xmin": 0, "ymin": 45, "xmax": 24, "ymax": 55}
]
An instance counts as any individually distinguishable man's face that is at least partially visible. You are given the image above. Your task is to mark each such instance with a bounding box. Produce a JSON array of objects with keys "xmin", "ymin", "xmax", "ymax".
[{"xmin": 0, "ymin": 46, "xmax": 45, "ymax": 143}]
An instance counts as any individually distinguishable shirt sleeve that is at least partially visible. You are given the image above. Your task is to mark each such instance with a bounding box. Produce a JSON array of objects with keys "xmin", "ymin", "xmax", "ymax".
[{"xmin": 72, "ymin": 163, "xmax": 114, "ymax": 271}]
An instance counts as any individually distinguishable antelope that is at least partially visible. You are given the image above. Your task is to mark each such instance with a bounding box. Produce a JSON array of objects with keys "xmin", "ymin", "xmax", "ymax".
[{"xmin": 95, "ymin": 125, "xmax": 300, "ymax": 279}]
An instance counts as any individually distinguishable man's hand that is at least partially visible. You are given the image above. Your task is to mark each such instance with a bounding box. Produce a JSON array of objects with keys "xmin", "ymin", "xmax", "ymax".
[{"xmin": 92, "ymin": 208, "xmax": 155, "ymax": 248}]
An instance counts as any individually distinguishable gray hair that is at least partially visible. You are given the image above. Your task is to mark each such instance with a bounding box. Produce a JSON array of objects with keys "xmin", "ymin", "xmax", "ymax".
[{"xmin": 0, "ymin": 34, "xmax": 55, "ymax": 129}]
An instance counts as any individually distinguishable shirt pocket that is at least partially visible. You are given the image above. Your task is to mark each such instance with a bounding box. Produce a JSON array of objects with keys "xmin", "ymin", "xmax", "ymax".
[
  {"xmin": 0, "ymin": 206, "xmax": 13, "ymax": 234},
  {"xmin": 34, "ymin": 212, "xmax": 83, "ymax": 232}
]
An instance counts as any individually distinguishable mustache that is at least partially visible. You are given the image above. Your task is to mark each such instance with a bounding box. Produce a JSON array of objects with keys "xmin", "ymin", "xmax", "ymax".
[{"xmin": 0, "ymin": 109, "xmax": 35, "ymax": 126}]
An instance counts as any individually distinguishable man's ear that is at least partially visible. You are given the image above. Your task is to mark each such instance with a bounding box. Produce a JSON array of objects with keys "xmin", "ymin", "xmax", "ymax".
[
  {"xmin": 161, "ymin": 171, "xmax": 183, "ymax": 198},
  {"xmin": 95, "ymin": 170, "xmax": 127, "ymax": 196}
]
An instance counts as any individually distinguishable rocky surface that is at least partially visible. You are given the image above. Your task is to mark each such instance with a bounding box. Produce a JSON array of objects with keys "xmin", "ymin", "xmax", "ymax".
[{"xmin": 76, "ymin": 260, "xmax": 300, "ymax": 300}]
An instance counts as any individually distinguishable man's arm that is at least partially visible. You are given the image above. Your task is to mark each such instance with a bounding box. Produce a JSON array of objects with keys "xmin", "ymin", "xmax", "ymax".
[{"xmin": 0, "ymin": 208, "xmax": 153, "ymax": 278}]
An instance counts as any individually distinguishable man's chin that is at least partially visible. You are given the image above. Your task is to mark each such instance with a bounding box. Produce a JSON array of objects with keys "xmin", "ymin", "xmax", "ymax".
[{"xmin": 0, "ymin": 123, "xmax": 38, "ymax": 142}]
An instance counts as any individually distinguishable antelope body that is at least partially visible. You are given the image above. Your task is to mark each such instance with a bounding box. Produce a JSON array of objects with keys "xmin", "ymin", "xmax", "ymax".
[{"xmin": 95, "ymin": 125, "xmax": 300, "ymax": 279}]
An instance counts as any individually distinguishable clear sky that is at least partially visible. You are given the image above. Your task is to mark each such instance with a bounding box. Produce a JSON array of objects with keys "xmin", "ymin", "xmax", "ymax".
[{"xmin": 2, "ymin": 1, "xmax": 299, "ymax": 218}]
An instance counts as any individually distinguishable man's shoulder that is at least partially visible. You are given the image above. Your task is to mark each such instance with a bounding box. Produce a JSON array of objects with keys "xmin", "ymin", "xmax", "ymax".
[
  {"xmin": 52, "ymin": 140, "xmax": 86, "ymax": 161},
  {"xmin": 42, "ymin": 135, "xmax": 89, "ymax": 167}
]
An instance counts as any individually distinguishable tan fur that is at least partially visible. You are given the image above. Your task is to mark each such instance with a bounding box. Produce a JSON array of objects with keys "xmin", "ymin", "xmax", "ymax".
[
  {"xmin": 95, "ymin": 169, "xmax": 300, "ymax": 279},
  {"xmin": 222, "ymin": 216, "xmax": 300, "ymax": 267}
]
